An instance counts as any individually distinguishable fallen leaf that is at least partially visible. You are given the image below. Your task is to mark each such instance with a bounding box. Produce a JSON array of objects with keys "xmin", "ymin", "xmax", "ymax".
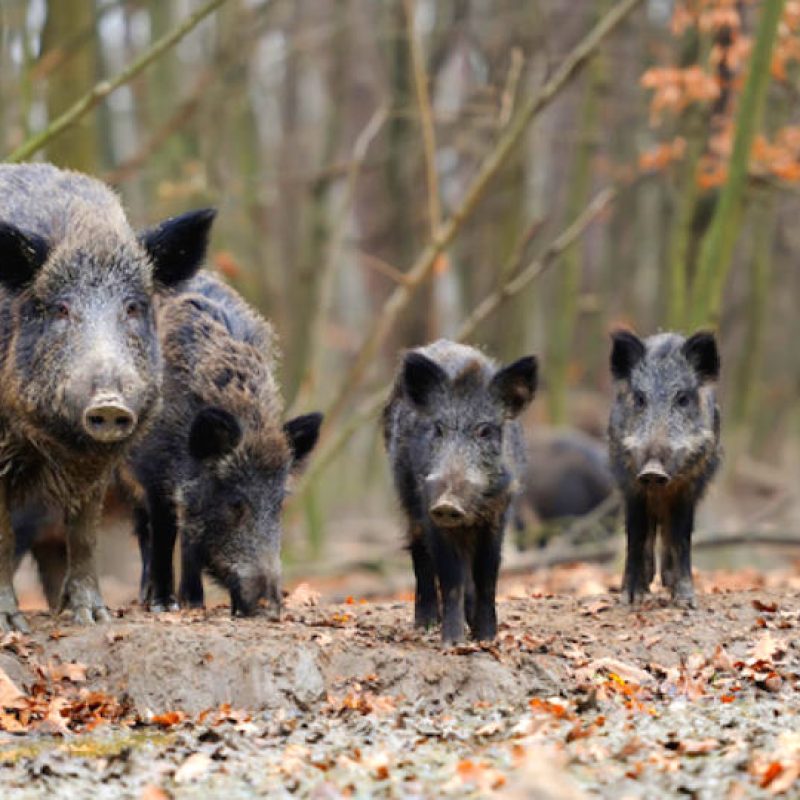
[
  {"xmin": 751, "ymin": 632, "xmax": 787, "ymax": 662},
  {"xmin": 151, "ymin": 711, "xmax": 185, "ymax": 728},
  {"xmin": 44, "ymin": 661, "xmax": 87, "ymax": 683},
  {"xmin": 753, "ymin": 599, "xmax": 779, "ymax": 613},
  {"xmin": 0, "ymin": 668, "xmax": 24, "ymax": 707},
  {"xmin": 140, "ymin": 786, "xmax": 171, "ymax": 800},
  {"xmin": 575, "ymin": 658, "xmax": 656, "ymax": 688},
  {"xmin": 285, "ymin": 582, "xmax": 320, "ymax": 609},
  {"xmin": 174, "ymin": 751, "xmax": 212, "ymax": 784},
  {"xmin": 679, "ymin": 738, "xmax": 719, "ymax": 755}
]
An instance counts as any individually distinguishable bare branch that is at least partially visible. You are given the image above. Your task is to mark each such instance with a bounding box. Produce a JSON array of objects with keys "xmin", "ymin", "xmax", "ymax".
[
  {"xmin": 321, "ymin": 0, "xmax": 644, "ymax": 430},
  {"xmin": 6, "ymin": 0, "xmax": 231, "ymax": 163}
]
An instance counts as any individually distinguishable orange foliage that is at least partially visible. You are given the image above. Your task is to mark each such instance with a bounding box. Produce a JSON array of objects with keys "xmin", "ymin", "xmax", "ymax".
[{"xmin": 641, "ymin": 1, "xmax": 800, "ymax": 186}]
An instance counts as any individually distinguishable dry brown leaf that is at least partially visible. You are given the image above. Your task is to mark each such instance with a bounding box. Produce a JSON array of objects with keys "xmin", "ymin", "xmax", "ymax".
[
  {"xmin": 174, "ymin": 751, "xmax": 212, "ymax": 784},
  {"xmin": 151, "ymin": 711, "xmax": 185, "ymax": 728},
  {"xmin": 140, "ymin": 786, "xmax": 171, "ymax": 800},
  {"xmin": 751, "ymin": 631, "xmax": 787, "ymax": 662},
  {"xmin": 575, "ymin": 658, "xmax": 656, "ymax": 688},
  {"xmin": 679, "ymin": 738, "xmax": 719, "ymax": 755},
  {"xmin": 285, "ymin": 582, "xmax": 320, "ymax": 609},
  {"xmin": 0, "ymin": 667, "xmax": 24, "ymax": 708},
  {"xmin": 712, "ymin": 644, "xmax": 736, "ymax": 672},
  {"xmin": 44, "ymin": 661, "xmax": 87, "ymax": 683}
]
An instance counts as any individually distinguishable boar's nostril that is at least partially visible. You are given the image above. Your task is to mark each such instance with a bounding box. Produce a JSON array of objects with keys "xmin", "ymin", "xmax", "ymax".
[
  {"xmin": 637, "ymin": 459, "xmax": 670, "ymax": 487},
  {"xmin": 430, "ymin": 498, "xmax": 467, "ymax": 527},
  {"xmin": 82, "ymin": 396, "xmax": 137, "ymax": 443}
]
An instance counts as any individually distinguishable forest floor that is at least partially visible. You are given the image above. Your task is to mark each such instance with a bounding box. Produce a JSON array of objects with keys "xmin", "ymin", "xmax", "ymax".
[{"xmin": 0, "ymin": 563, "xmax": 797, "ymax": 799}]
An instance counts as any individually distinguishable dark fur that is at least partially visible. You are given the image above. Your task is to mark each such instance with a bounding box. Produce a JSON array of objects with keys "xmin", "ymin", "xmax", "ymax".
[
  {"xmin": 130, "ymin": 271, "xmax": 322, "ymax": 616},
  {"xmin": 383, "ymin": 340, "xmax": 537, "ymax": 644},
  {"xmin": 607, "ymin": 330, "xmax": 721, "ymax": 608},
  {"xmin": 0, "ymin": 163, "xmax": 211, "ymax": 629},
  {"xmin": 514, "ymin": 428, "xmax": 615, "ymax": 549}
]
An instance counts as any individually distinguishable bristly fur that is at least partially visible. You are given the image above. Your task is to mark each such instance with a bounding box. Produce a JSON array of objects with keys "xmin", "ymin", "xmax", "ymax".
[
  {"xmin": 130, "ymin": 270, "xmax": 316, "ymax": 617},
  {"xmin": 383, "ymin": 339, "xmax": 537, "ymax": 644},
  {"xmin": 607, "ymin": 329, "xmax": 721, "ymax": 608},
  {"xmin": 0, "ymin": 163, "xmax": 210, "ymax": 628}
]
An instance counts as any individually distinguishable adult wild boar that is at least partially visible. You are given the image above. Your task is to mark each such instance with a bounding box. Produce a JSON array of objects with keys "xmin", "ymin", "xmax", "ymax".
[
  {"xmin": 608, "ymin": 330, "xmax": 721, "ymax": 608},
  {"xmin": 383, "ymin": 340, "xmax": 537, "ymax": 644},
  {"xmin": 130, "ymin": 271, "xmax": 322, "ymax": 617},
  {"xmin": 0, "ymin": 163, "xmax": 214, "ymax": 629}
]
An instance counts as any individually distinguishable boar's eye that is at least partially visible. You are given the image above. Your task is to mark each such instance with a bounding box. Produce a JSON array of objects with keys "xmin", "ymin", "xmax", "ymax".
[
  {"xmin": 125, "ymin": 299, "xmax": 147, "ymax": 319},
  {"xmin": 432, "ymin": 421, "xmax": 445, "ymax": 439},
  {"xmin": 227, "ymin": 497, "xmax": 248, "ymax": 524},
  {"xmin": 475, "ymin": 423, "xmax": 498, "ymax": 440},
  {"xmin": 50, "ymin": 301, "xmax": 70, "ymax": 321},
  {"xmin": 675, "ymin": 389, "xmax": 693, "ymax": 409},
  {"xmin": 633, "ymin": 390, "xmax": 646, "ymax": 411}
]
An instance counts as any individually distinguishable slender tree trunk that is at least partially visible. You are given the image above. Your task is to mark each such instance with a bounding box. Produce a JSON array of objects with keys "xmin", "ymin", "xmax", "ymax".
[
  {"xmin": 547, "ymin": 5, "xmax": 604, "ymax": 423},
  {"xmin": 689, "ymin": 0, "xmax": 785, "ymax": 328},
  {"xmin": 42, "ymin": 0, "xmax": 99, "ymax": 172}
]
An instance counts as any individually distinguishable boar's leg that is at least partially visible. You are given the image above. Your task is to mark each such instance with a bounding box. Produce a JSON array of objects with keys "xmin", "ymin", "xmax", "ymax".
[
  {"xmin": 30, "ymin": 537, "xmax": 67, "ymax": 611},
  {"xmin": 178, "ymin": 537, "xmax": 205, "ymax": 609},
  {"xmin": 470, "ymin": 528, "xmax": 502, "ymax": 641},
  {"xmin": 146, "ymin": 488, "xmax": 179, "ymax": 612},
  {"xmin": 644, "ymin": 523, "xmax": 656, "ymax": 588},
  {"xmin": 665, "ymin": 499, "xmax": 696, "ymax": 608},
  {"xmin": 0, "ymin": 485, "xmax": 29, "ymax": 632},
  {"xmin": 133, "ymin": 504, "xmax": 151, "ymax": 605},
  {"xmin": 410, "ymin": 531, "xmax": 438, "ymax": 629},
  {"xmin": 430, "ymin": 530, "xmax": 466, "ymax": 644},
  {"xmin": 60, "ymin": 492, "xmax": 111, "ymax": 625},
  {"xmin": 622, "ymin": 494, "xmax": 652, "ymax": 605}
]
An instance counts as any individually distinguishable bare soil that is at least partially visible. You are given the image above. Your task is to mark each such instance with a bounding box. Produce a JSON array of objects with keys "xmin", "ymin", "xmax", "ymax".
[{"xmin": 0, "ymin": 567, "xmax": 798, "ymax": 798}]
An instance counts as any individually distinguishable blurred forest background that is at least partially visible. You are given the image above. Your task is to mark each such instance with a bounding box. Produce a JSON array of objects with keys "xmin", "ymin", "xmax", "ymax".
[{"xmin": 1, "ymin": 0, "xmax": 799, "ymax": 589}]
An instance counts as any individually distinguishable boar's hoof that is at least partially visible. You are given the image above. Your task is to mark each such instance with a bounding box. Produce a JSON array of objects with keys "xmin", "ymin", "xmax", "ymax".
[
  {"xmin": 0, "ymin": 588, "xmax": 30, "ymax": 632},
  {"xmin": 59, "ymin": 578, "xmax": 111, "ymax": 625},
  {"xmin": 671, "ymin": 580, "xmax": 697, "ymax": 609},
  {"xmin": 150, "ymin": 598, "xmax": 180, "ymax": 613},
  {"xmin": 0, "ymin": 611, "xmax": 31, "ymax": 634}
]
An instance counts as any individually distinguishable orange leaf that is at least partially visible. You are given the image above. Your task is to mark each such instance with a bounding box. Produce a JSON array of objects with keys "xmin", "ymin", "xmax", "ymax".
[
  {"xmin": 151, "ymin": 710, "xmax": 185, "ymax": 728},
  {"xmin": 761, "ymin": 762, "xmax": 784, "ymax": 789}
]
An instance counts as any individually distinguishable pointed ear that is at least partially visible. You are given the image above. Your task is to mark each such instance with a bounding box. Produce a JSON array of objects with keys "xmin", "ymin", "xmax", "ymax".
[
  {"xmin": 0, "ymin": 222, "xmax": 49, "ymax": 292},
  {"xmin": 490, "ymin": 356, "xmax": 538, "ymax": 417},
  {"xmin": 402, "ymin": 352, "xmax": 448, "ymax": 410},
  {"xmin": 682, "ymin": 331, "xmax": 719, "ymax": 383},
  {"xmin": 189, "ymin": 406, "xmax": 242, "ymax": 461},
  {"xmin": 610, "ymin": 330, "xmax": 646, "ymax": 381},
  {"xmin": 284, "ymin": 412, "xmax": 323, "ymax": 467},
  {"xmin": 140, "ymin": 208, "xmax": 216, "ymax": 288}
]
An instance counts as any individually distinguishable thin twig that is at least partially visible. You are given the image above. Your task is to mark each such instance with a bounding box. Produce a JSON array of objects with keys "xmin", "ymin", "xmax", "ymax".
[
  {"xmin": 404, "ymin": 0, "xmax": 441, "ymax": 235},
  {"xmin": 6, "ymin": 0, "xmax": 230, "ymax": 163},
  {"xmin": 457, "ymin": 185, "xmax": 617, "ymax": 341},
  {"xmin": 288, "ymin": 104, "xmax": 389, "ymax": 417},
  {"xmin": 321, "ymin": 0, "xmax": 644, "ymax": 430}
]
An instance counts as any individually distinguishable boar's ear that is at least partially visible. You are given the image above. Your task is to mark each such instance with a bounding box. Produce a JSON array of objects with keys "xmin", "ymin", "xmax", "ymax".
[
  {"xmin": 189, "ymin": 406, "xmax": 242, "ymax": 461},
  {"xmin": 402, "ymin": 352, "xmax": 448, "ymax": 410},
  {"xmin": 140, "ymin": 208, "xmax": 216, "ymax": 288},
  {"xmin": 284, "ymin": 412, "xmax": 323, "ymax": 466},
  {"xmin": 610, "ymin": 330, "xmax": 645, "ymax": 381},
  {"xmin": 682, "ymin": 331, "xmax": 719, "ymax": 383},
  {"xmin": 490, "ymin": 356, "xmax": 538, "ymax": 417},
  {"xmin": 0, "ymin": 222, "xmax": 49, "ymax": 292}
]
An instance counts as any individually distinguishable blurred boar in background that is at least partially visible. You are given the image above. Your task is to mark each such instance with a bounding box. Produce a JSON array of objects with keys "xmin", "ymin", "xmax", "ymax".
[
  {"xmin": 130, "ymin": 271, "xmax": 322, "ymax": 617},
  {"xmin": 608, "ymin": 330, "xmax": 721, "ymax": 608},
  {"xmin": 0, "ymin": 163, "xmax": 213, "ymax": 629},
  {"xmin": 384, "ymin": 340, "xmax": 537, "ymax": 644},
  {"xmin": 514, "ymin": 428, "xmax": 616, "ymax": 550}
]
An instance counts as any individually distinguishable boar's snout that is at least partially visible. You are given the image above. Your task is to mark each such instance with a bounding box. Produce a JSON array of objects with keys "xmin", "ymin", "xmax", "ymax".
[
  {"xmin": 82, "ymin": 394, "xmax": 137, "ymax": 442},
  {"xmin": 637, "ymin": 459, "xmax": 670, "ymax": 487},
  {"xmin": 429, "ymin": 494, "xmax": 468, "ymax": 527}
]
